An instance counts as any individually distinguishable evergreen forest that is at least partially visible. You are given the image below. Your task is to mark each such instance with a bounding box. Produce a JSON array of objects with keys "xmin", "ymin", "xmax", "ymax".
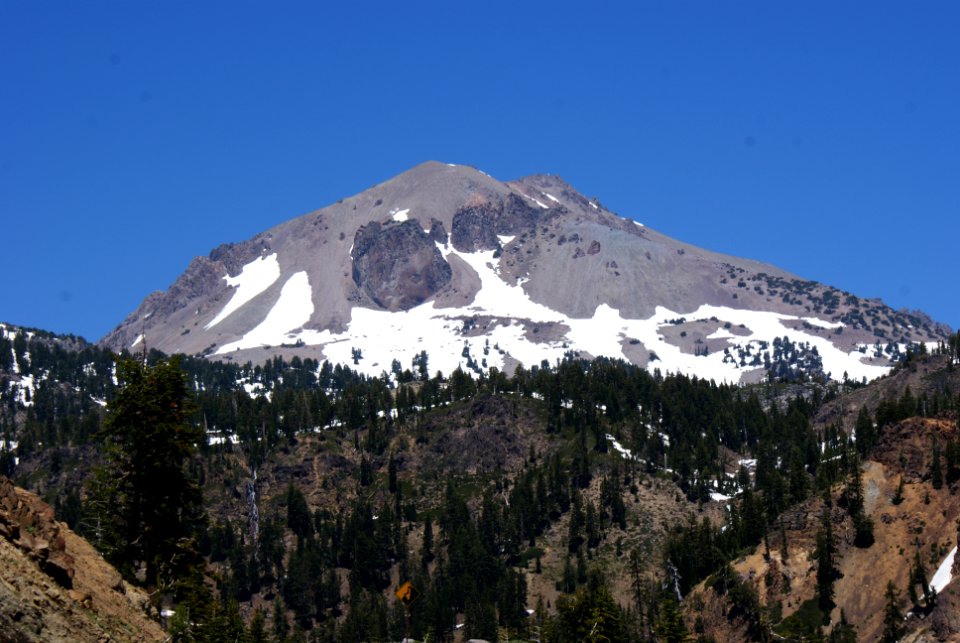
[{"xmin": 2, "ymin": 325, "xmax": 960, "ymax": 641}]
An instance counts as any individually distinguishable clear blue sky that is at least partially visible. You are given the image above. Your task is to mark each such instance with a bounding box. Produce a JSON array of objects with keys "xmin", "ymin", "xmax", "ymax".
[{"xmin": 2, "ymin": 2, "xmax": 957, "ymax": 341}]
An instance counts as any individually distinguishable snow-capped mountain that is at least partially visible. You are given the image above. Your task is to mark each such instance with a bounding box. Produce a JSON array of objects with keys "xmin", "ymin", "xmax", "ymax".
[{"xmin": 101, "ymin": 161, "xmax": 950, "ymax": 383}]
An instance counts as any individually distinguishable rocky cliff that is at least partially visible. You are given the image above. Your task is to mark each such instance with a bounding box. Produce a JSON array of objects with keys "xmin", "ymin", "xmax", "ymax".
[{"xmin": 0, "ymin": 476, "xmax": 164, "ymax": 642}]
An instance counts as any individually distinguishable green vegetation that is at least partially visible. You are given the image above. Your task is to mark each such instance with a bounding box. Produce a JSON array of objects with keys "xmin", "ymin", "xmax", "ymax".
[
  {"xmin": 2, "ymin": 325, "xmax": 960, "ymax": 641},
  {"xmin": 774, "ymin": 598, "xmax": 824, "ymax": 639},
  {"xmin": 88, "ymin": 355, "xmax": 206, "ymax": 593}
]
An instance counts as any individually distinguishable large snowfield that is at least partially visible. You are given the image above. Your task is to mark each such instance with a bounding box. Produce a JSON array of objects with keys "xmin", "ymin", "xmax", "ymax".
[{"xmin": 209, "ymin": 237, "xmax": 897, "ymax": 384}]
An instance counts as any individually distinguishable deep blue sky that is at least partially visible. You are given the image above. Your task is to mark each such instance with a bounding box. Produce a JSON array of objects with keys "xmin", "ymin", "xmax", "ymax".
[{"xmin": 2, "ymin": 2, "xmax": 957, "ymax": 341}]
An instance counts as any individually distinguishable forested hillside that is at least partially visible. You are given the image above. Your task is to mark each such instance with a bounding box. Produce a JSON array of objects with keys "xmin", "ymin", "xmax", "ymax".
[{"xmin": 3, "ymin": 321, "xmax": 960, "ymax": 641}]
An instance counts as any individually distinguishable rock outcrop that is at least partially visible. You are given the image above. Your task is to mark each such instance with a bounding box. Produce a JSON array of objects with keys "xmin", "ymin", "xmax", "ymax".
[
  {"xmin": 0, "ymin": 475, "xmax": 164, "ymax": 642},
  {"xmin": 450, "ymin": 194, "xmax": 544, "ymax": 253},
  {"xmin": 351, "ymin": 220, "xmax": 452, "ymax": 311},
  {"xmin": 0, "ymin": 476, "xmax": 75, "ymax": 589}
]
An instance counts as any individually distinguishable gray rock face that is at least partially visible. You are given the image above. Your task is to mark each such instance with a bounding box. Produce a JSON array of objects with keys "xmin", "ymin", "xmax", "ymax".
[
  {"xmin": 208, "ymin": 237, "xmax": 273, "ymax": 276},
  {"xmin": 149, "ymin": 256, "xmax": 224, "ymax": 319},
  {"xmin": 428, "ymin": 219, "xmax": 448, "ymax": 244},
  {"xmin": 351, "ymin": 220, "xmax": 452, "ymax": 311},
  {"xmin": 451, "ymin": 202, "xmax": 502, "ymax": 253},
  {"xmin": 451, "ymin": 195, "xmax": 545, "ymax": 253}
]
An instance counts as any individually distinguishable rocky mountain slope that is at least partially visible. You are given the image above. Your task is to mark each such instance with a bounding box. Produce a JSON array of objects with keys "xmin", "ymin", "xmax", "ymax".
[
  {"xmin": 685, "ymin": 357, "xmax": 960, "ymax": 642},
  {"xmin": 0, "ymin": 475, "xmax": 164, "ymax": 642},
  {"xmin": 101, "ymin": 162, "xmax": 950, "ymax": 384}
]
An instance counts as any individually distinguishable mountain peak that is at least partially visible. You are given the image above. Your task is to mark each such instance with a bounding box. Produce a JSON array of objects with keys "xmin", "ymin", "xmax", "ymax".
[{"xmin": 100, "ymin": 163, "xmax": 950, "ymax": 384}]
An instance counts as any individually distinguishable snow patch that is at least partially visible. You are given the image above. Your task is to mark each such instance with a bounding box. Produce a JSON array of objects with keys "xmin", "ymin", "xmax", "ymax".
[
  {"xmin": 802, "ymin": 317, "xmax": 843, "ymax": 330},
  {"xmin": 1, "ymin": 325, "xmax": 17, "ymax": 341},
  {"xmin": 524, "ymin": 194, "xmax": 549, "ymax": 209},
  {"xmin": 391, "ymin": 208, "xmax": 410, "ymax": 222},
  {"xmin": 15, "ymin": 374, "xmax": 36, "ymax": 406},
  {"xmin": 131, "ymin": 334, "xmax": 144, "ymax": 348},
  {"xmin": 206, "ymin": 254, "xmax": 281, "ymax": 329},
  {"xmin": 544, "ymin": 193, "xmax": 560, "ymax": 203},
  {"xmin": 606, "ymin": 434, "xmax": 634, "ymax": 459},
  {"xmin": 216, "ymin": 271, "xmax": 314, "ymax": 353},
  {"xmin": 208, "ymin": 432, "xmax": 240, "ymax": 446},
  {"xmin": 208, "ymin": 243, "xmax": 899, "ymax": 385},
  {"xmin": 931, "ymin": 546, "xmax": 957, "ymax": 593},
  {"xmin": 707, "ymin": 328, "xmax": 737, "ymax": 340}
]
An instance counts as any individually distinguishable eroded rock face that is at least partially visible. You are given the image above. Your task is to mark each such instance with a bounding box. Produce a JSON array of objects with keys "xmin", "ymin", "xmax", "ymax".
[
  {"xmin": 0, "ymin": 475, "xmax": 75, "ymax": 589},
  {"xmin": 428, "ymin": 218, "xmax": 448, "ymax": 244},
  {"xmin": 451, "ymin": 195, "xmax": 543, "ymax": 252},
  {"xmin": 0, "ymin": 475, "xmax": 165, "ymax": 641},
  {"xmin": 351, "ymin": 220, "xmax": 452, "ymax": 311},
  {"xmin": 451, "ymin": 202, "xmax": 501, "ymax": 252},
  {"xmin": 208, "ymin": 237, "xmax": 273, "ymax": 276}
]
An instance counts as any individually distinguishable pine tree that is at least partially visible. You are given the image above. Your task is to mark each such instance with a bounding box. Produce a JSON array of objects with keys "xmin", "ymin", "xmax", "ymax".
[
  {"xmin": 272, "ymin": 596, "xmax": 289, "ymax": 642},
  {"xmin": 845, "ymin": 455, "xmax": 874, "ymax": 547},
  {"xmin": 286, "ymin": 483, "xmax": 313, "ymax": 543},
  {"xmin": 852, "ymin": 510, "xmax": 875, "ymax": 548},
  {"xmin": 881, "ymin": 582, "xmax": 905, "ymax": 642},
  {"xmin": 655, "ymin": 597, "xmax": 689, "ymax": 643},
  {"xmin": 946, "ymin": 438, "xmax": 959, "ymax": 484},
  {"xmin": 814, "ymin": 507, "xmax": 839, "ymax": 620},
  {"xmin": 892, "ymin": 476, "xmax": 905, "ymax": 505},
  {"xmin": 843, "ymin": 454, "xmax": 864, "ymax": 516},
  {"xmin": 549, "ymin": 573, "xmax": 629, "ymax": 643},
  {"xmin": 560, "ymin": 555, "xmax": 576, "ymax": 594},
  {"xmin": 388, "ymin": 451, "xmax": 398, "ymax": 493},
  {"xmin": 464, "ymin": 600, "xmax": 498, "ymax": 642},
  {"xmin": 779, "ymin": 517, "xmax": 789, "ymax": 561},
  {"xmin": 88, "ymin": 355, "xmax": 206, "ymax": 596},
  {"xmin": 855, "ymin": 406, "xmax": 876, "ymax": 456},
  {"xmin": 249, "ymin": 608, "xmax": 268, "ymax": 643},
  {"xmin": 420, "ymin": 517, "xmax": 434, "ymax": 569},
  {"xmin": 911, "ymin": 550, "xmax": 933, "ymax": 608},
  {"xmin": 568, "ymin": 488, "xmax": 585, "ymax": 553}
]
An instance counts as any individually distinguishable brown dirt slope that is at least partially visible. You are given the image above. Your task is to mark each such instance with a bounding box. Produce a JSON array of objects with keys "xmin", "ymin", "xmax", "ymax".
[
  {"xmin": 688, "ymin": 415, "xmax": 960, "ymax": 642},
  {"xmin": 0, "ymin": 475, "xmax": 164, "ymax": 642}
]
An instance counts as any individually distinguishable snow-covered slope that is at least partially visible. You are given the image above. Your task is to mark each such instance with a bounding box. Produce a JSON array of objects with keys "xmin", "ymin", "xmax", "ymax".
[{"xmin": 100, "ymin": 162, "xmax": 951, "ymax": 383}]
